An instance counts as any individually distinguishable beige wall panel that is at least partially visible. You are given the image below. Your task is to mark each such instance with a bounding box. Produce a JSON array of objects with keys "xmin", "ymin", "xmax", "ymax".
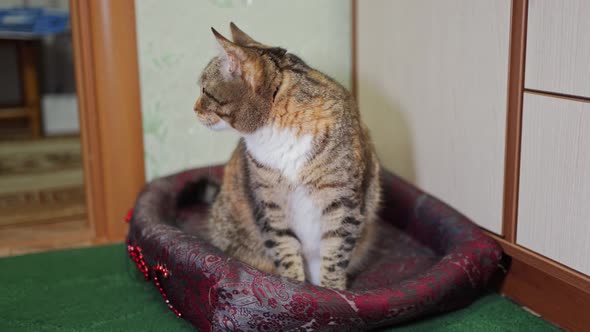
[
  {"xmin": 357, "ymin": 0, "xmax": 511, "ymax": 233},
  {"xmin": 525, "ymin": 0, "xmax": 590, "ymax": 98},
  {"xmin": 517, "ymin": 93, "xmax": 590, "ymax": 276}
]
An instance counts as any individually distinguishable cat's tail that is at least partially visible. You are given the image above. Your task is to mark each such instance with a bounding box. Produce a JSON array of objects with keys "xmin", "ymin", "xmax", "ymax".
[{"xmin": 176, "ymin": 177, "xmax": 220, "ymax": 208}]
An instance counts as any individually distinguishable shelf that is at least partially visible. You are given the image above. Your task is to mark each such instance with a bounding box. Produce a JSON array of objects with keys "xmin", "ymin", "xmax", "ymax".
[{"xmin": 0, "ymin": 107, "xmax": 29, "ymax": 120}]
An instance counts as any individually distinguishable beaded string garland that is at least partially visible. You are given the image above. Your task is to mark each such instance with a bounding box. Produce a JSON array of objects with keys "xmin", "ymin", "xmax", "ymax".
[{"xmin": 126, "ymin": 209, "xmax": 182, "ymax": 318}]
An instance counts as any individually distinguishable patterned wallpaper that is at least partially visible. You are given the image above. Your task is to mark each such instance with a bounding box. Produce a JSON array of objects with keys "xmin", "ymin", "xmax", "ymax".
[{"xmin": 135, "ymin": 0, "xmax": 352, "ymax": 180}]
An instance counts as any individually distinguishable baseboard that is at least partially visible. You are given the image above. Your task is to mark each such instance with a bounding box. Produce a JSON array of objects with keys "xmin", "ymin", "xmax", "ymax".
[
  {"xmin": 500, "ymin": 257, "xmax": 590, "ymax": 331},
  {"xmin": 487, "ymin": 232, "xmax": 590, "ymax": 331}
]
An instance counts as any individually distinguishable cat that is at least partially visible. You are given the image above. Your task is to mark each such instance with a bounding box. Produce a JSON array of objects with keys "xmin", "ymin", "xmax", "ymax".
[{"xmin": 193, "ymin": 23, "xmax": 381, "ymax": 290}]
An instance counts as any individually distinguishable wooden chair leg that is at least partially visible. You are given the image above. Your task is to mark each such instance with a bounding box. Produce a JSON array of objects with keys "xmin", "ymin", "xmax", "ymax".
[{"xmin": 18, "ymin": 41, "xmax": 42, "ymax": 139}]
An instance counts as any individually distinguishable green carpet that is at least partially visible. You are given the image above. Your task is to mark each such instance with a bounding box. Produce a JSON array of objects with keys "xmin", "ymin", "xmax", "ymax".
[{"xmin": 0, "ymin": 244, "xmax": 560, "ymax": 331}]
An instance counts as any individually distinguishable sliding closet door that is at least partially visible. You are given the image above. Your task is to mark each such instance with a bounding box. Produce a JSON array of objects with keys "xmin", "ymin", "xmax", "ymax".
[
  {"xmin": 356, "ymin": 0, "xmax": 511, "ymax": 233},
  {"xmin": 517, "ymin": 93, "xmax": 590, "ymax": 276},
  {"xmin": 517, "ymin": 0, "xmax": 590, "ymax": 276},
  {"xmin": 525, "ymin": 0, "xmax": 590, "ymax": 98}
]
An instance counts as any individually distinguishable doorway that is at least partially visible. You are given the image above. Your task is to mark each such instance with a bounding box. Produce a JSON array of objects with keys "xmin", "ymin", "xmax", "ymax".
[{"xmin": 0, "ymin": 0, "xmax": 145, "ymax": 256}]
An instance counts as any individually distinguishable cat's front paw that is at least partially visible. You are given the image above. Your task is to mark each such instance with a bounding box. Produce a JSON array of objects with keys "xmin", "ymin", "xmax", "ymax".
[
  {"xmin": 279, "ymin": 261, "xmax": 306, "ymax": 282},
  {"xmin": 320, "ymin": 276, "xmax": 347, "ymax": 290}
]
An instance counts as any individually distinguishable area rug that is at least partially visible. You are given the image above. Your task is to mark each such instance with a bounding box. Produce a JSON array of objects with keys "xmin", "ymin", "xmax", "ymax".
[
  {"xmin": 0, "ymin": 137, "xmax": 86, "ymax": 227},
  {"xmin": 0, "ymin": 244, "xmax": 560, "ymax": 331}
]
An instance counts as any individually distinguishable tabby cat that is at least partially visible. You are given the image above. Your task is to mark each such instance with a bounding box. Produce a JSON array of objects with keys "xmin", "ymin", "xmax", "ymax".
[{"xmin": 194, "ymin": 23, "xmax": 380, "ymax": 290}]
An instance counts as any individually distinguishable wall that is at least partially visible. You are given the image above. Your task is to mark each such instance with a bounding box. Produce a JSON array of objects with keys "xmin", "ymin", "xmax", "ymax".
[
  {"xmin": 357, "ymin": 0, "xmax": 511, "ymax": 234},
  {"xmin": 135, "ymin": 0, "xmax": 351, "ymax": 180}
]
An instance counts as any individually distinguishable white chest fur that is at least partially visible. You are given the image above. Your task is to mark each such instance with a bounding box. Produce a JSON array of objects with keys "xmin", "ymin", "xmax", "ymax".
[
  {"xmin": 244, "ymin": 126, "xmax": 322, "ymax": 284},
  {"xmin": 288, "ymin": 186, "xmax": 322, "ymax": 285},
  {"xmin": 244, "ymin": 126, "xmax": 313, "ymax": 183}
]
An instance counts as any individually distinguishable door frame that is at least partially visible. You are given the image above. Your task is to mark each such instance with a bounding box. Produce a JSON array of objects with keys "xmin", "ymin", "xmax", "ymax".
[{"xmin": 71, "ymin": 0, "xmax": 145, "ymax": 243}]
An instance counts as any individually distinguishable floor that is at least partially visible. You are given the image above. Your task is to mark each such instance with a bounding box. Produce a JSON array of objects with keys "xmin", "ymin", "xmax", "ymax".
[
  {"xmin": 0, "ymin": 137, "xmax": 86, "ymax": 228},
  {"xmin": 0, "ymin": 244, "xmax": 560, "ymax": 331}
]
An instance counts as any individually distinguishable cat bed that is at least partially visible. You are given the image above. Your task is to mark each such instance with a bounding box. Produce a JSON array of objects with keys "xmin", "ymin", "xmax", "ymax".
[{"xmin": 126, "ymin": 165, "xmax": 503, "ymax": 331}]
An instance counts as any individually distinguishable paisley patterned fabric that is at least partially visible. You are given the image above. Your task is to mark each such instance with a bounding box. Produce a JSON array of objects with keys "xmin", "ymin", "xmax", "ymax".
[{"xmin": 127, "ymin": 166, "xmax": 503, "ymax": 331}]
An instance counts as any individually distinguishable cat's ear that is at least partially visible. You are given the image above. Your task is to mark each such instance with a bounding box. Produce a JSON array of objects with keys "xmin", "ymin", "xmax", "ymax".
[
  {"xmin": 229, "ymin": 22, "xmax": 258, "ymax": 46},
  {"xmin": 229, "ymin": 23, "xmax": 287, "ymax": 58},
  {"xmin": 211, "ymin": 27, "xmax": 247, "ymax": 75}
]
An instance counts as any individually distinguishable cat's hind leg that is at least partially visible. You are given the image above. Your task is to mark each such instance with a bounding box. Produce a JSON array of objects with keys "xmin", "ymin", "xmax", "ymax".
[{"xmin": 208, "ymin": 205, "xmax": 277, "ymax": 274}]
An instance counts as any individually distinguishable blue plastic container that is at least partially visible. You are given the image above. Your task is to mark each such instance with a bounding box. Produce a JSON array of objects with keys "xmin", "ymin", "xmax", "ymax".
[{"xmin": 0, "ymin": 7, "xmax": 69, "ymax": 36}]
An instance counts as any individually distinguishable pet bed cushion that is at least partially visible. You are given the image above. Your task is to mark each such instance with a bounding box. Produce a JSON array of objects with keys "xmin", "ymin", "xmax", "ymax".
[{"xmin": 126, "ymin": 165, "xmax": 503, "ymax": 331}]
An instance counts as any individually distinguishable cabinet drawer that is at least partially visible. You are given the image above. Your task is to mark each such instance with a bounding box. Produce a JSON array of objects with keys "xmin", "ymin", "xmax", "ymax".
[
  {"xmin": 525, "ymin": 0, "xmax": 590, "ymax": 98},
  {"xmin": 517, "ymin": 93, "xmax": 590, "ymax": 275}
]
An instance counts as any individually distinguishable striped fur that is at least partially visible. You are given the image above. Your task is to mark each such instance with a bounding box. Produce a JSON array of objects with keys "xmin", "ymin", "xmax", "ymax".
[{"xmin": 194, "ymin": 23, "xmax": 380, "ymax": 290}]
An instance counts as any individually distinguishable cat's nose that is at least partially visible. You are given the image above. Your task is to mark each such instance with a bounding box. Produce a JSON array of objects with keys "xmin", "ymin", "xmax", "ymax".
[{"xmin": 194, "ymin": 96, "xmax": 203, "ymax": 112}]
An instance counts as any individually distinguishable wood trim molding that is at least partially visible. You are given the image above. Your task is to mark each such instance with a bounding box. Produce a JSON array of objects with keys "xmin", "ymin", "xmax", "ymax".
[
  {"xmin": 70, "ymin": 0, "xmax": 145, "ymax": 242},
  {"xmin": 501, "ymin": 0, "xmax": 528, "ymax": 243},
  {"xmin": 487, "ymin": 231, "xmax": 590, "ymax": 331},
  {"xmin": 524, "ymin": 88, "xmax": 590, "ymax": 103},
  {"xmin": 500, "ymin": 257, "xmax": 590, "ymax": 332},
  {"xmin": 485, "ymin": 231, "xmax": 590, "ymax": 332},
  {"xmin": 70, "ymin": 0, "xmax": 106, "ymax": 238},
  {"xmin": 487, "ymin": 231, "xmax": 590, "ymax": 294}
]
